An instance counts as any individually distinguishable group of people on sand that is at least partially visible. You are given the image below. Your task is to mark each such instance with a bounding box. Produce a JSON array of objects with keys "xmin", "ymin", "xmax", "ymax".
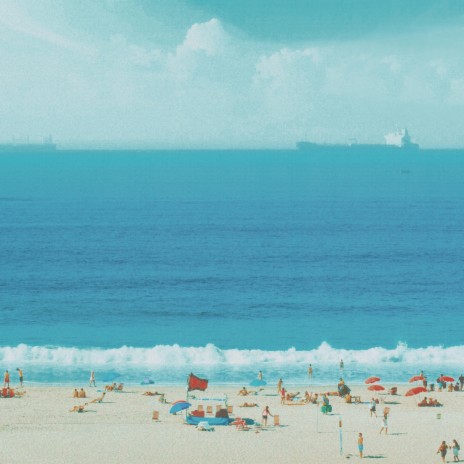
[
  {"xmin": 437, "ymin": 440, "xmax": 460, "ymax": 463},
  {"xmin": 418, "ymin": 396, "xmax": 442, "ymax": 407},
  {"xmin": 3, "ymin": 369, "xmax": 24, "ymax": 388},
  {"xmin": 73, "ymin": 388, "xmax": 87, "ymax": 398}
]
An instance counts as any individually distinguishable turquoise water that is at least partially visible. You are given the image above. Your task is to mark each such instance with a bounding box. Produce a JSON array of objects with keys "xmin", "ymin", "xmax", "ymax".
[{"xmin": 1, "ymin": 149, "xmax": 463, "ymax": 384}]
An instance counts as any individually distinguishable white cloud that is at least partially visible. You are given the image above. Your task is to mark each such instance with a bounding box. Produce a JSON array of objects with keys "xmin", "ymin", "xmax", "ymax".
[{"xmin": 182, "ymin": 18, "xmax": 229, "ymax": 56}]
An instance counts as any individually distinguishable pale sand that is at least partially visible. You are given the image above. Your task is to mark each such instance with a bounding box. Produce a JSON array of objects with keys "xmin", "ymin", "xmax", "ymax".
[{"xmin": 0, "ymin": 384, "xmax": 462, "ymax": 463}]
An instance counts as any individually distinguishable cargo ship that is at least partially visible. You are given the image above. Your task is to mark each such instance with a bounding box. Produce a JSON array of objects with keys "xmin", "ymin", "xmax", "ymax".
[
  {"xmin": 297, "ymin": 128, "xmax": 419, "ymax": 151},
  {"xmin": 0, "ymin": 135, "xmax": 57, "ymax": 152}
]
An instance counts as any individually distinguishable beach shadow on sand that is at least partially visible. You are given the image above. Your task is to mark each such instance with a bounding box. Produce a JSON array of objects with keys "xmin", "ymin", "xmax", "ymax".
[{"xmin": 346, "ymin": 454, "xmax": 386, "ymax": 459}]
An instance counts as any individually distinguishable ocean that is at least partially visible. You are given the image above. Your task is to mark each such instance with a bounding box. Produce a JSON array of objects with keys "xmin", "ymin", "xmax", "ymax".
[{"xmin": 1, "ymin": 149, "xmax": 463, "ymax": 386}]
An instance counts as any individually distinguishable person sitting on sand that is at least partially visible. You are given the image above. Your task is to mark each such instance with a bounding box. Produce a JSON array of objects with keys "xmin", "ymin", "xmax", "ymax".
[
  {"xmin": 88, "ymin": 392, "xmax": 106, "ymax": 404},
  {"xmin": 69, "ymin": 404, "xmax": 87, "ymax": 413},
  {"xmin": 448, "ymin": 383, "xmax": 454, "ymax": 392},
  {"xmin": 304, "ymin": 391, "xmax": 311, "ymax": 403},
  {"xmin": 240, "ymin": 402, "xmax": 258, "ymax": 407},
  {"xmin": 159, "ymin": 394, "xmax": 167, "ymax": 403},
  {"xmin": 418, "ymin": 397, "xmax": 428, "ymax": 407},
  {"xmin": 285, "ymin": 391, "xmax": 299, "ymax": 401},
  {"xmin": 105, "ymin": 383, "xmax": 117, "ymax": 391},
  {"xmin": 238, "ymin": 387, "xmax": 256, "ymax": 396},
  {"xmin": 117, "ymin": 383, "xmax": 124, "ymax": 391},
  {"xmin": 73, "ymin": 389, "xmax": 79, "ymax": 398},
  {"xmin": 78, "ymin": 388, "xmax": 86, "ymax": 398},
  {"xmin": 454, "ymin": 383, "xmax": 460, "ymax": 392}
]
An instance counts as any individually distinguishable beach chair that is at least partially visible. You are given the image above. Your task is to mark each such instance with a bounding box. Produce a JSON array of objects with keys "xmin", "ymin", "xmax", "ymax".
[
  {"xmin": 206, "ymin": 405, "xmax": 213, "ymax": 414},
  {"xmin": 152, "ymin": 410, "xmax": 160, "ymax": 421},
  {"xmin": 227, "ymin": 405, "xmax": 233, "ymax": 414},
  {"xmin": 273, "ymin": 415, "xmax": 280, "ymax": 426}
]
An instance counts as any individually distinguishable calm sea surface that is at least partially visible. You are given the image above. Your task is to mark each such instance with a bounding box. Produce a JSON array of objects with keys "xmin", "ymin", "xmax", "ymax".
[{"xmin": 0, "ymin": 149, "xmax": 463, "ymax": 384}]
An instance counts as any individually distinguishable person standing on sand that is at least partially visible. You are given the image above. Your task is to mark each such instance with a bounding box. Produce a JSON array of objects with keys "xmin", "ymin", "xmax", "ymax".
[
  {"xmin": 4, "ymin": 370, "xmax": 10, "ymax": 387},
  {"xmin": 339, "ymin": 359, "xmax": 344, "ymax": 372},
  {"xmin": 459, "ymin": 374, "xmax": 464, "ymax": 391},
  {"xmin": 261, "ymin": 406, "xmax": 273, "ymax": 426},
  {"xmin": 16, "ymin": 368, "xmax": 23, "ymax": 387},
  {"xmin": 258, "ymin": 370, "xmax": 263, "ymax": 381},
  {"xmin": 379, "ymin": 412, "xmax": 388, "ymax": 434},
  {"xmin": 308, "ymin": 364, "xmax": 313, "ymax": 378},
  {"xmin": 277, "ymin": 378, "xmax": 282, "ymax": 393},
  {"xmin": 358, "ymin": 433, "xmax": 364, "ymax": 458},
  {"xmin": 437, "ymin": 441, "xmax": 448, "ymax": 463},
  {"xmin": 89, "ymin": 370, "xmax": 96, "ymax": 387},
  {"xmin": 451, "ymin": 439, "xmax": 460, "ymax": 462},
  {"xmin": 369, "ymin": 398, "xmax": 377, "ymax": 417}
]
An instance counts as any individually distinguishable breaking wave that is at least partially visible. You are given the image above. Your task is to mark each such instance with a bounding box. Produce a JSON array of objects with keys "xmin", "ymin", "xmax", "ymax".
[{"xmin": 1, "ymin": 342, "xmax": 463, "ymax": 368}]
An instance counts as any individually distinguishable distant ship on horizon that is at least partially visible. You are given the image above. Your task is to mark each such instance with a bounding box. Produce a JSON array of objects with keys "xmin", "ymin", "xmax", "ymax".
[
  {"xmin": 297, "ymin": 128, "xmax": 420, "ymax": 151},
  {"xmin": 0, "ymin": 135, "xmax": 57, "ymax": 152}
]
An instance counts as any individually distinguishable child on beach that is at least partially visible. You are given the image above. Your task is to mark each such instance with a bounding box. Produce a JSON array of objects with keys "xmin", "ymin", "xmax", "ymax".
[
  {"xmin": 358, "ymin": 433, "xmax": 364, "ymax": 458},
  {"xmin": 437, "ymin": 441, "xmax": 448, "ymax": 463}
]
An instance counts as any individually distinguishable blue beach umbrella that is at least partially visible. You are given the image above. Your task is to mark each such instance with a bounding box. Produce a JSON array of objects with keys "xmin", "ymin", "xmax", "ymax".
[
  {"xmin": 169, "ymin": 401, "xmax": 191, "ymax": 415},
  {"xmin": 250, "ymin": 379, "xmax": 267, "ymax": 387}
]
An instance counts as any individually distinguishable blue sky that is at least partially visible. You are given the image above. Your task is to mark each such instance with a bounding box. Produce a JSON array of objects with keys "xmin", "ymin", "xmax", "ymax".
[{"xmin": 0, "ymin": 0, "xmax": 463, "ymax": 148}]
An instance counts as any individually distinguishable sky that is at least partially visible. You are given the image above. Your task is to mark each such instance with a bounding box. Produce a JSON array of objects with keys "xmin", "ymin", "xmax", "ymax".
[{"xmin": 0, "ymin": 0, "xmax": 464, "ymax": 148}]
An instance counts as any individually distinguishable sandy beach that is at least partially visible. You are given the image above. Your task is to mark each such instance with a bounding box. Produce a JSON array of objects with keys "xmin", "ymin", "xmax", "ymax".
[{"xmin": 1, "ymin": 383, "xmax": 463, "ymax": 464}]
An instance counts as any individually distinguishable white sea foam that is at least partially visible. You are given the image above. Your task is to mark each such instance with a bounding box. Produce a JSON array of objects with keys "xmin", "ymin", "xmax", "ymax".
[{"xmin": 1, "ymin": 342, "xmax": 463, "ymax": 368}]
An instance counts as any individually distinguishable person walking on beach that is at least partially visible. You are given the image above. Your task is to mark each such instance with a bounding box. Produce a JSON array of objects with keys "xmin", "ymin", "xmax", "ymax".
[
  {"xmin": 89, "ymin": 370, "xmax": 96, "ymax": 387},
  {"xmin": 437, "ymin": 441, "xmax": 448, "ymax": 463},
  {"xmin": 308, "ymin": 364, "xmax": 313, "ymax": 378},
  {"xmin": 16, "ymin": 368, "xmax": 23, "ymax": 387},
  {"xmin": 369, "ymin": 398, "xmax": 377, "ymax": 417},
  {"xmin": 261, "ymin": 406, "xmax": 273, "ymax": 426},
  {"xmin": 277, "ymin": 378, "xmax": 282, "ymax": 394},
  {"xmin": 257, "ymin": 370, "xmax": 263, "ymax": 381},
  {"xmin": 358, "ymin": 433, "xmax": 364, "ymax": 458},
  {"xmin": 379, "ymin": 412, "xmax": 388, "ymax": 435},
  {"xmin": 4, "ymin": 370, "xmax": 10, "ymax": 388},
  {"xmin": 451, "ymin": 439, "xmax": 460, "ymax": 462}
]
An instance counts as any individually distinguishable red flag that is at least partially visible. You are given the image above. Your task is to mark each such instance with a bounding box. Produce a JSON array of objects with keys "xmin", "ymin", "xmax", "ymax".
[{"xmin": 188, "ymin": 373, "xmax": 208, "ymax": 391}]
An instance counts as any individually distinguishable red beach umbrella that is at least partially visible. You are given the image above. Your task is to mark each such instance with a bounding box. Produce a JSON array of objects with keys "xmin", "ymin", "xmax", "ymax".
[
  {"xmin": 409, "ymin": 375, "xmax": 425, "ymax": 383},
  {"xmin": 365, "ymin": 377, "xmax": 381, "ymax": 384},
  {"xmin": 439, "ymin": 376, "xmax": 454, "ymax": 383},
  {"xmin": 368, "ymin": 385, "xmax": 385, "ymax": 392},
  {"xmin": 405, "ymin": 386, "xmax": 427, "ymax": 397}
]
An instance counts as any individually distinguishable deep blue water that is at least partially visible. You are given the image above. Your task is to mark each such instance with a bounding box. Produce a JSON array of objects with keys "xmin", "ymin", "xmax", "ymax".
[{"xmin": 0, "ymin": 149, "xmax": 463, "ymax": 384}]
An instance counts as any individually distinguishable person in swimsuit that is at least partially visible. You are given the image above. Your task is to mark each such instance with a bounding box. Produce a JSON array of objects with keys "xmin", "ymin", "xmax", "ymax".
[
  {"xmin": 16, "ymin": 368, "xmax": 23, "ymax": 387},
  {"xmin": 261, "ymin": 406, "xmax": 273, "ymax": 426},
  {"xmin": 89, "ymin": 370, "xmax": 96, "ymax": 387},
  {"xmin": 257, "ymin": 371, "xmax": 263, "ymax": 381},
  {"xmin": 370, "ymin": 398, "xmax": 377, "ymax": 417},
  {"xmin": 451, "ymin": 440, "xmax": 460, "ymax": 462},
  {"xmin": 358, "ymin": 433, "xmax": 364, "ymax": 458},
  {"xmin": 437, "ymin": 441, "xmax": 448, "ymax": 463},
  {"xmin": 4, "ymin": 370, "xmax": 10, "ymax": 388},
  {"xmin": 277, "ymin": 378, "xmax": 283, "ymax": 394},
  {"xmin": 379, "ymin": 413, "xmax": 388, "ymax": 434},
  {"xmin": 308, "ymin": 364, "xmax": 313, "ymax": 378}
]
